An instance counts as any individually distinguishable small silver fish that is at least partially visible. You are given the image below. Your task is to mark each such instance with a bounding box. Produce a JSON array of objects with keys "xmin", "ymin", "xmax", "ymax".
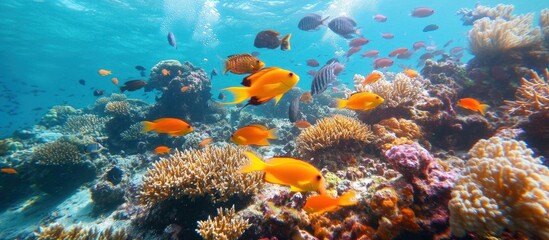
[
  {"xmin": 86, "ymin": 143, "xmax": 105, "ymax": 153},
  {"xmin": 167, "ymin": 32, "xmax": 177, "ymax": 49}
]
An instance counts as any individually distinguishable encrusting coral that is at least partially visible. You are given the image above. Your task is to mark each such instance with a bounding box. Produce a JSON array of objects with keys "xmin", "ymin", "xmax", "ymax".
[
  {"xmin": 448, "ymin": 136, "xmax": 549, "ymax": 239},
  {"xmin": 504, "ymin": 68, "xmax": 549, "ymax": 116},
  {"xmin": 196, "ymin": 205, "xmax": 251, "ymax": 240},
  {"xmin": 138, "ymin": 145, "xmax": 263, "ymax": 206},
  {"xmin": 35, "ymin": 223, "xmax": 128, "ymax": 240},
  {"xmin": 33, "ymin": 141, "xmax": 81, "ymax": 165}
]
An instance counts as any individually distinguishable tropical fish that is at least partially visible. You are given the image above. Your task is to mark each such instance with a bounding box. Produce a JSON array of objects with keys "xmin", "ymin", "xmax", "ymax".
[
  {"xmin": 349, "ymin": 38, "xmax": 369, "ymax": 47},
  {"xmin": 280, "ymin": 33, "xmax": 291, "ymax": 51},
  {"xmin": 224, "ymin": 54, "xmax": 265, "ymax": 74},
  {"xmin": 373, "ymin": 14, "xmax": 387, "ymax": 22},
  {"xmin": 373, "ymin": 58, "xmax": 394, "ymax": 69},
  {"xmin": 180, "ymin": 86, "xmax": 190, "ymax": 92},
  {"xmin": 78, "ymin": 79, "xmax": 86, "ymax": 86},
  {"xmin": 298, "ymin": 13, "xmax": 329, "ymax": 31},
  {"xmin": 111, "ymin": 77, "xmax": 119, "ymax": 85},
  {"xmin": 306, "ymin": 59, "xmax": 320, "ymax": 67},
  {"xmin": 167, "ymin": 32, "xmax": 177, "ymax": 48},
  {"xmin": 251, "ymin": 51, "xmax": 260, "ymax": 57},
  {"xmin": 404, "ymin": 68, "xmax": 419, "ymax": 78},
  {"xmin": 1, "ymin": 167, "xmax": 17, "ymax": 174},
  {"xmin": 217, "ymin": 92, "xmax": 226, "ymax": 100},
  {"xmin": 450, "ymin": 47, "xmax": 465, "ymax": 55},
  {"xmin": 443, "ymin": 40, "xmax": 454, "ymax": 48},
  {"xmin": 135, "ymin": 65, "xmax": 146, "ymax": 71},
  {"xmin": 335, "ymin": 92, "xmax": 384, "ymax": 111},
  {"xmin": 457, "ymin": 98, "xmax": 489, "ymax": 115},
  {"xmin": 162, "ymin": 69, "xmax": 170, "ymax": 76},
  {"xmin": 198, "ymin": 138, "xmax": 213, "ymax": 148},
  {"xmin": 413, "ymin": 41, "xmax": 426, "ymax": 50},
  {"xmin": 411, "ymin": 7, "xmax": 435, "ymax": 18},
  {"xmin": 98, "ymin": 69, "xmax": 111, "ymax": 76},
  {"xmin": 143, "ymin": 118, "xmax": 193, "ymax": 136},
  {"xmin": 289, "ymin": 96, "xmax": 300, "ymax": 123},
  {"xmin": 381, "ymin": 32, "xmax": 394, "ymax": 39},
  {"xmin": 388, "ymin": 48, "xmax": 409, "ymax": 57},
  {"xmin": 346, "ymin": 46, "xmax": 361, "ymax": 58},
  {"xmin": 328, "ymin": 16, "xmax": 360, "ymax": 39},
  {"xmin": 230, "ymin": 124, "xmax": 277, "ymax": 146},
  {"xmin": 311, "ymin": 61, "xmax": 344, "ymax": 95},
  {"xmin": 294, "ymin": 120, "xmax": 311, "ymax": 128},
  {"xmin": 120, "ymin": 80, "xmax": 147, "ymax": 93},
  {"xmin": 93, "ymin": 89, "xmax": 105, "ymax": 96},
  {"xmin": 396, "ymin": 50, "xmax": 413, "ymax": 59},
  {"xmin": 362, "ymin": 72, "xmax": 383, "ymax": 85},
  {"xmin": 303, "ymin": 190, "xmax": 358, "ymax": 214},
  {"xmin": 307, "ymin": 70, "xmax": 317, "ymax": 76},
  {"xmin": 222, "ymin": 67, "xmax": 299, "ymax": 106},
  {"xmin": 361, "ymin": 50, "xmax": 379, "ymax": 58},
  {"xmin": 423, "ymin": 24, "xmax": 439, "ymax": 32},
  {"xmin": 210, "ymin": 69, "xmax": 218, "ymax": 79},
  {"xmin": 239, "ymin": 151, "xmax": 326, "ymax": 194},
  {"xmin": 154, "ymin": 146, "xmax": 171, "ymax": 155},
  {"xmin": 254, "ymin": 30, "xmax": 292, "ymax": 51},
  {"xmin": 300, "ymin": 91, "xmax": 313, "ymax": 103},
  {"xmin": 86, "ymin": 143, "xmax": 105, "ymax": 153}
]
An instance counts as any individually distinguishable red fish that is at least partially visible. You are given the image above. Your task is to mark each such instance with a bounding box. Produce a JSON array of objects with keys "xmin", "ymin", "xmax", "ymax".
[
  {"xmin": 373, "ymin": 58, "xmax": 394, "ymax": 69},
  {"xmin": 346, "ymin": 46, "xmax": 361, "ymax": 58},
  {"xmin": 413, "ymin": 41, "xmax": 426, "ymax": 50},
  {"xmin": 381, "ymin": 33, "xmax": 394, "ymax": 39},
  {"xmin": 306, "ymin": 59, "xmax": 319, "ymax": 67},
  {"xmin": 457, "ymin": 98, "xmax": 489, "ymax": 115},
  {"xmin": 373, "ymin": 14, "xmax": 387, "ymax": 22},
  {"xmin": 450, "ymin": 47, "xmax": 465, "ymax": 55},
  {"xmin": 388, "ymin": 48, "xmax": 409, "ymax": 57},
  {"xmin": 349, "ymin": 38, "xmax": 369, "ymax": 47},
  {"xmin": 411, "ymin": 7, "xmax": 435, "ymax": 18},
  {"xmin": 307, "ymin": 70, "xmax": 317, "ymax": 76},
  {"xmin": 397, "ymin": 50, "xmax": 413, "ymax": 59},
  {"xmin": 1, "ymin": 168, "xmax": 17, "ymax": 174},
  {"xmin": 361, "ymin": 50, "xmax": 379, "ymax": 58}
]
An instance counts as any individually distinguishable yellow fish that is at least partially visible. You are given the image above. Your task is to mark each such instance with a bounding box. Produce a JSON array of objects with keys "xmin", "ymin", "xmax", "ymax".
[
  {"xmin": 98, "ymin": 69, "xmax": 112, "ymax": 76},
  {"xmin": 239, "ymin": 151, "xmax": 326, "ymax": 194},
  {"xmin": 335, "ymin": 92, "xmax": 384, "ymax": 111},
  {"xmin": 403, "ymin": 68, "xmax": 419, "ymax": 78},
  {"xmin": 303, "ymin": 190, "xmax": 358, "ymax": 214},
  {"xmin": 224, "ymin": 53, "xmax": 265, "ymax": 74},
  {"xmin": 231, "ymin": 124, "xmax": 277, "ymax": 146},
  {"xmin": 222, "ymin": 67, "xmax": 299, "ymax": 106}
]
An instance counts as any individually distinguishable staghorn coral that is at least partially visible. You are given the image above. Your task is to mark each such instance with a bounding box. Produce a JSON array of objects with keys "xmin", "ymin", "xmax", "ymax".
[
  {"xmin": 449, "ymin": 136, "xmax": 549, "ymax": 239},
  {"xmin": 468, "ymin": 14, "xmax": 542, "ymax": 58},
  {"xmin": 104, "ymin": 101, "xmax": 130, "ymax": 116},
  {"xmin": 35, "ymin": 223, "xmax": 128, "ymax": 240},
  {"xmin": 138, "ymin": 145, "xmax": 263, "ymax": 206},
  {"xmin": 33, "ymin": 140, "xmax": 81, "ymax": 165},
  {"xmin": 504, "ymin": 68, "xmax": 549, "ymax": 116},
  {"xmin": 295, "ymin": 115, "xmax": 373, "ymax": 168},
  {"xmin": 354, "ymin": 72, "xmax": 426, "ymax": 109},
  {"xmin": 196, "ymin": 205, "xmax": 251, "ymax": 240},
  {"xmin": 63, "ymin": 114, "xmax": 108, "ymax": 136},
  {"xmin": 457, "ymin": 4, "xmax": 514, "ymax": 25}
]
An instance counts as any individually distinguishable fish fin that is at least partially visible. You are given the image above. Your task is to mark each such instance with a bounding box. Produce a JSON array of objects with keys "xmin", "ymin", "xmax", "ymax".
[
  {"xmin": 239, "ymin": 151, "xmax": 267, "ymax": 173},
  {"xmin": 479, "ymin": 104, "xmax": 489, "ymax": 116},
  {"xmin": 335, "ymin": 98, "xmax": 347, "ymax": 109},
  {"xmin": 280, "ymin": 34, "xmax": 291, "ymax": 51},
  {"xmin": 290, "ymin": 185, "xmax": 307, "ymax": 192},
  {"xmin": 264, "ymin": 173, "xmax": 287, "ymax": 185},
  {"xmin": 337, "ymin": 190, "xmax": 358, "ymax": 206},
  {"xmin": 248, "ymin": 124, "xmax": 268, "ymax": 130},
  {"xmin": 120, "ymin": 86, "xmax": 126, "ymax": 93},
  {"xmin": 241, "ymin": 67, "xmax": 276, "ymax": 87},
  {"xmin": 274, "ymin": 93, "xmax": 284, "ymax": 105},
  {"xmin": 221, "ymin": 87, "xmax": 249, "ymax": 105},
  {"xmin": 320, "ymin": 16, "xmax": 330, "ymax": 25},
  {"xmin": 142, "ymin": 121, "xmax": 155, "ymax": 133},
  {"xmin": 256, "ymin": 138, "xmax": 270, "ymax": 146},
  {"xmin": 267, "ymin": 128, "xmax": 277, "ymax": 140}
]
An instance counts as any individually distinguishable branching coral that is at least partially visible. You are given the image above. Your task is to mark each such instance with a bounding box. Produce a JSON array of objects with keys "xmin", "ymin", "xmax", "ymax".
[
  {"xmin": 354, "ymin": 73, "xmax": 426, "ymax": 108},
  {"xmin": 504, "ymin": 68, "xmax": 549, "ymax": 116},
  {"xmin": 64, "ymin": 114, "xmax": 108, "ymax": 136},
  {"xmin": 196, "ymin": 205, "xmax": 251, "ymax": 240},
  {"xmin": 138, "ymin": 145, "xmax": 263, "ymax": 206},
  {"xmin": 457, "ymin": 4, "xmax": 514, "ymax": 25},
  {"xmin": 468, "ymin": 14, "xmax": 542, "ymax": 57},
  {"xmin": 449, "ymin": 136, "xmax": 549, "ymax": 239},
  {"xmin": 104, "ymin": 101, "xmax": 130, "ymax": 116},
  {"xmin": 296, "ymin": 115, "xmax": 373, "ymax": 161},
  {"xmin": 35, "ymin": 224, "xmax": 127, "ymax": 240},
  {"xmin": 33, "ymin": 141, "xmax": 81, "ymax": 165}
]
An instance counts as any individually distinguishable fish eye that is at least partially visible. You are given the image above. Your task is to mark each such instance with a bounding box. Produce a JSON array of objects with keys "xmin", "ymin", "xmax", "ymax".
[
  {"xmin": 289, "ymin": 73, "xmax": 294, "ymax": 77},
  {"xmin": 256, "ymin": 60, "xmax": 260, "ymax": 63},
  {"xmin": 376, "ymin": 96, "xmax": 379, "ymax": 99},
  {"xmin": 187, "ymin": 126, "xmax": 191, "ymax": 128},
  {"xmin": 316, "ymin": 175, "xmax": 322, "ymax": 181}
]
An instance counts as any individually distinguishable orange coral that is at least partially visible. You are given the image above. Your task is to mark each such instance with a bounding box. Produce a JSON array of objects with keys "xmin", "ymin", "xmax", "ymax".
[
  {"xmin": 378, "ymin": 118, "xmax": 423, "ymax": 140},
  {"xmin": 369, "ymin": 187, "xmax": 399, "ymax": 217},
  {"xmin": 397, "ymin": 207, "xmax": 420, "ymax": 232}
]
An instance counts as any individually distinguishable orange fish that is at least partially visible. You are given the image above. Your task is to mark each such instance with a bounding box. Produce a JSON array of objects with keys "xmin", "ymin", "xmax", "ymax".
[
  {"xmin": 362, "ymin": 72, "xmax": 382, "ymax": 85},
  {"xmin": 154, "ymin": 146, "xmax": 171, "ymax": 155},
  {"xmin": 180, "ymin": 86, "xmax": 190, "ymax": 92},
  {"xmin": 111, "ymin": 77, "xmax": 119, "ymax": 85},
  {"xmin": 403, "ymin": 68, "xmax": 419, "ymax": 78},
  {"xmin": 231, "ymin": 124, "xmax": 277, "ymax": 146},
  {"xmin": 162, "ymin": 69, "xmax": 170, "ymax": 76},
  {"xmin": 457, "ymin": 98, "xmax": 489, "ymax": 115},
  {"xmin": 198, "ymin": 138, "xmax": 213, "ymax": 148},
  {"xmin": 224, "ymin": 53, "xmax": 265, "ymax": 74},
  {"xmin": 1, "ymin": 167, "xmax": 17, "ymax": 174},
  {"xmin": 300, "ymin": 91, "xmax": 313, "ymax": 103},
  {"xmin": 143, "ymin": 118, "xmax": 193, "ymax": 136},
  {"xmin": 98, "ymin": 69, "xmax": 112, "ymax": 76},
  {"xmin": 294, "ymin": 120, "xmax": 311, "ymax": 128},
  {"xmin": 239, "ymin": 151, "xmax": 326, "ymax": 194},
  {"xmin": 303, "ymin": 190, "xmax": 358, "ymax": 214},
  {"xmin": 336, "ymin": 92, "xmax": 384, "ymax": 111}
]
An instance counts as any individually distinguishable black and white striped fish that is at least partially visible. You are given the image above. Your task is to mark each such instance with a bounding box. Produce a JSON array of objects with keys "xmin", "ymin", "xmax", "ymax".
[
  {"xmin": 311, "ymin": 61, "xmax": 341, "ymax": 95},
  {"xmin": 328, "ymin": 16, "xmax": 360, "ymax": 39},
  {"xmin": 298, "ymin": 13, "xmax": 329, "ymax": 31}
]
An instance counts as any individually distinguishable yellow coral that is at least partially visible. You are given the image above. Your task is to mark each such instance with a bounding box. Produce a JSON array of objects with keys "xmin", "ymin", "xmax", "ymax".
[
  {"xmin": 35, "ymin": 224, "xmax": 127, "ymax": 240},
  {"xmin": 449, "ymin": 136, "xmax": 549, "ymax": 239},
  {"xmin": 105, "ymin": 101, "xmax": 130, "ymax": 116},
  {"xmin": 504, "ymin": 68, "xmax": 549, "ymax": 116},
  {"xmin": 296, "ymin": 115, "xmax": 373, "ymax": 159},
  {"xmin": 354, "ymin": 73, "xmax": 426, "ymax": 108},
  {"xmin": 33, "ymin": 141, "xmax": 81, "ymax": 165},
  {"xmin": 469, "ymin": 14, "xmax": 542, "ymax": 57},
  {"xmin": 196, "ymin": 205, "xmax": 251, "ymax": 240},
  {"xmin": 138, "ymin": 145, "xmax": 263, "ymax": 206}
]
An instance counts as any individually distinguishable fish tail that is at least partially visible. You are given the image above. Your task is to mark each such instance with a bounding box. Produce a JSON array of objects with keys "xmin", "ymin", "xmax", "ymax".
[
  {"xmin": 223, "ymin": 59, "xmax": 230, "ymax": 74},
  {"xmin": 142, "ymin": 121, "xmax": 155, "ymax": 133},
  {"xmin": 221, "ymin": 87, "xmax": 249, "ymax": 105},
  {"xmin": 479, "ymin": 104, "xmax": 489, "ymax": 116},
  {"xmin": 120, "ymin": 86, "xmax": 126, "ymax": 93},
  {"xmin": 267, "ymin": 128, "xmax": 278, "ymax": 140},
  {"xmin": 335, "ymin": 98, "xmax": 347, "ymax": 109},
  {"xmin": 239, "ymin": 151, "xmax": 267, "ymax": 173},
  {"xmin": 320, "ymin": 16, "xmax": 330, "ymax": 25},
  {"xmin": 337, "ymin": 190, "xmax": 358, "ymax": 206}
]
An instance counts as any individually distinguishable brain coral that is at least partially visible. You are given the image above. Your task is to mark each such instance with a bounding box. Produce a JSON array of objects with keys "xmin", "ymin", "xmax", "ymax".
[
  {"xmin": 33, "ymin": 141, "xmax": 82, "ymax": 165},
  {"xmin": 449, "ymin": 136, "xmax": 549, "ymax": 239},
  {"xmin": 196, "ymin": 205, "xmax": 251, "ymax": 240},
  {"xmin": 138, "ymin": 145, "xmax": 263, "ymax": 206}
]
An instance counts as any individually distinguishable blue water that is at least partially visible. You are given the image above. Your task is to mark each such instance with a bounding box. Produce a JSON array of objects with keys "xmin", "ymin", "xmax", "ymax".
[{"xmin": 0, "ymin": 0, "xmax": 547, "ymax": 137}]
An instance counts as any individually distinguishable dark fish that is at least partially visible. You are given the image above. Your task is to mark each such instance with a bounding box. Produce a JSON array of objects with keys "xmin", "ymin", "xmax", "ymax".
[
  {"xmin": 140, "ymin": 70, "xmax": 146, "ymax": 77},
  {"xmin": 106, "ymin": 166, "xmax": 123, "ymax": 185},
  {"xmin": 135, "ymin": 65, "xmax": 146, "ymax": 71},
  {"xmin": 328, "ymin": 16, "xmax": 359, "ymax": 39},
  {"xmin": 32, "ymin": 107, "xmax": 43, "ymax": 111},
  {"xmin": 298, "ymin": 13, "xmax": 329, "ymax": 31},
  {"xmin": 120, "ymin": 80, "xmax": 147, "ymax": 93},
  {"xmin": 78, "ymin": 79, "xmax": 86, "ymax": 86},
  {"xmin": 211, "ymin": 69, "xmax": 218, "ymax": 79},
  {"xmin": 311, "ymin": 61, "xmax": 341, "ymax": 95},
  {"xmin": 289, "ymin": 96, "xmax": 300, "ymax": 122},
  {"xmin": 167, "ymin": 32, "xmax": 177, "ymax": 49},
  {"xmin": 419, "ymin": 52, "xmax": 435, "ymax": 60},
  {"xmin": 93, "ymin": 89, "xmax": 105, "ymax": 96},
  {"xmin": 326, "ymin": 58, "xmax": 339, "ymax": 65},
  {"xmin": 254, "ymin": 30, "xmax": 281, "ymax": 49},
  {"xmin": 423, "ymin": 24, "xmax": 439, "ymax": 32},
  {"xmin": 217, "ymin": 92, "xmax": 225, "ymax": 100}
]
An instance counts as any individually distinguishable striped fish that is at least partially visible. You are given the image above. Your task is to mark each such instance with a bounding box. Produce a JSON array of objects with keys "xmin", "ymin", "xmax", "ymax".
[
  {"xmin": 311, "ymin": 61, "xmax": 339, "ymax": 95},
  {"xmin": 328, "ymin": 16, "xmax": 359, "ymax": 39},
  {"xmin": 298, "ymin": 13, "xmax": 329, "ymax": 31},
  {"xmin": 224, "ymin": 54, "xmax": 265, "ymax": 75}
]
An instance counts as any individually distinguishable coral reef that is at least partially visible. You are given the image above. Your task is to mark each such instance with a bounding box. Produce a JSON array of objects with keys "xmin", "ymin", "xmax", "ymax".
[
  {"xmin": 457, "ymin": 4, "xmax": 514, "ymax": 25},
  {"xmin": 91, "ymin": 181, "xmax": 125, "ymax": 211},
  {"xmin": 354, "ymin": 72, "xmax": 426, "ymax": 109},
  {"xmin": 295, "ymin": 114, "xmax": 373, "ymax": 169},
  {"xmin": 104, "ymin": 101, "xmax": 130, "ymax": 117},
  {"xmin": 449, "ymin": 136, "xmax": 549, "ymax": 239},
  {"xmin": 35, "ymin": 224, "xmax": 128, "ymax": 240},
  {"xmin": 519, "ymin": 109, "xmax": 549, "ymax": 158},
  {"xmin": 196, "ymin": 205, "xmax": 251, "ymax": 240},
  {"xmin": 63, "ymin": 114, "xmax": 108, "ymax": 137},
  {"xmin": 542, "ymin": 9, "xmax": 549, "ymax": 43},
  {"xmin": 39, "ymin": 105, "xmax": 81, "ymax": 127},
  {"xmin": 33, "ymin": 141, "xmax": 81, "ymax": 165},
  {"xmin": 504, "ymin": 68, "xmax": 549, "ymax": 116}
]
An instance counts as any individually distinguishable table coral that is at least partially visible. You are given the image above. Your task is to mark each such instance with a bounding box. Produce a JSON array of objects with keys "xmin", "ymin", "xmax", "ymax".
[
  {"xmin": 196, "ymin": 205, "xmax": 251, "ymax": 240},
  {"xmin": 449, "ymin": 136, "xmax": 549, "ymax": 239}
]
